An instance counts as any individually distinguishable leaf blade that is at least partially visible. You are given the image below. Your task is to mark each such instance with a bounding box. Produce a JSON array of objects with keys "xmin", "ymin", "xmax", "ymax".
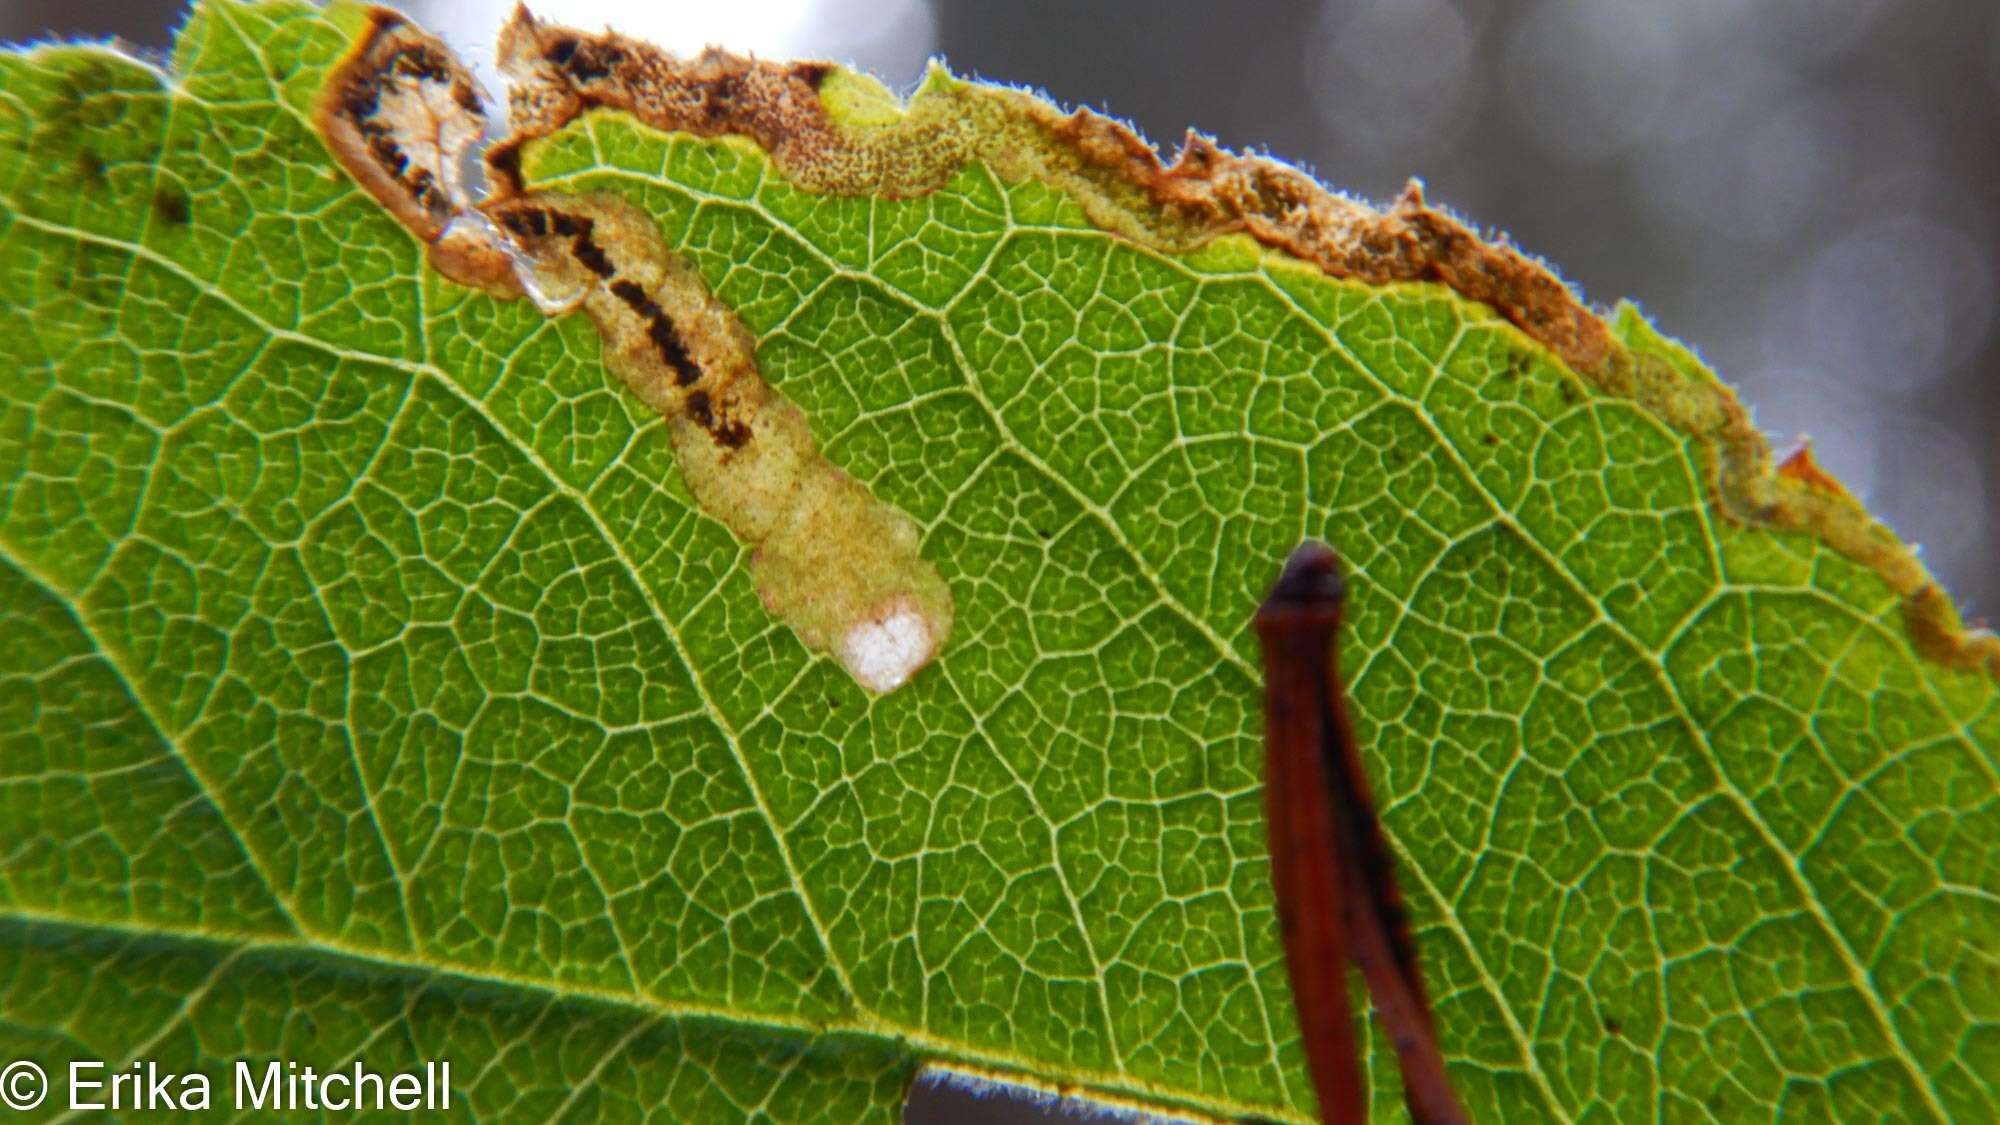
[{"xmin": 2, "ymin": 2, "xmax": 1994, "ymax": 1122}]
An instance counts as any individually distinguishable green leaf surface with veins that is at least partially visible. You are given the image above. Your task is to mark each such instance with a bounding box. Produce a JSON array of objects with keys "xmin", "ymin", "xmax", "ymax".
[{"xmin": 1, "ymin": 2, "xmax": 1995, "ymax": 1122}]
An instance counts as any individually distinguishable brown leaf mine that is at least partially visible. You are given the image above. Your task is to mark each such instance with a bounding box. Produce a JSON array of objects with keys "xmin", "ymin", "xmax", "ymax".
[
  {"xmin": 315, "ymin": 9, "xmax": 953, "ymax": 692},
  {"xmin": 487, "ymin": 192, "xmax": 954, "ymax": 692},
  {"xmin": 313, "ymin": 8, "xmax": 518, "ymax": 293}
]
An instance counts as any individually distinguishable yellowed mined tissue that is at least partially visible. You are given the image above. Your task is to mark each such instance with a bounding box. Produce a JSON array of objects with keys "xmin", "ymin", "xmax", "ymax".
[
  {"xmin": 491, "ymin": 192, "xmax": 955, "ymax": 692},
  {"xmin": 314, "ymin": 10, "xmax": 953, "ymax": 692}
]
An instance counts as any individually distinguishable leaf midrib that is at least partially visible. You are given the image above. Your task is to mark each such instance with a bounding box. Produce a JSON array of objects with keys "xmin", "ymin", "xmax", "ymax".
[{"xmin": 0, "ymin": 903, "xmax": 1303, "ymax": 1125}]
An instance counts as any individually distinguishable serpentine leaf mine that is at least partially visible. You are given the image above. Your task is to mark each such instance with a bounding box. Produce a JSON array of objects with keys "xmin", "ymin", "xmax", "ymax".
[
  {"xmin": 326, "ymin": 2, "xmax": 1995, "ymax": 683},
  {"xmin": 314, "ymin": 8, "xmax": 954, "ymax": 692}
]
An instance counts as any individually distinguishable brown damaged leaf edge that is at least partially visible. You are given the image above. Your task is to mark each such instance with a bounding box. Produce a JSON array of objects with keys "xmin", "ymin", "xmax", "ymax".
[
  {"xmin": 487, "ymin": 6, "xmax": 1606, "ymax": 377},
  {"xmin": 489, "ymin": 5, "xmax": 1998, "ymax": 681},
  {"xmin": 314, "ymin": 7, "xmax": 516, "ymax": 293},
  {"xmin": 315, "ymin": 8, "xmax": 955, "ymax": 695}
]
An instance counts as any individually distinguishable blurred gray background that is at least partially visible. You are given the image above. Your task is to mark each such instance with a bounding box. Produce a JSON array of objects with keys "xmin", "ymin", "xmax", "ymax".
[{"xmin": 5, "ymin": 1, "xmax": 1995, "ymax": 1120}]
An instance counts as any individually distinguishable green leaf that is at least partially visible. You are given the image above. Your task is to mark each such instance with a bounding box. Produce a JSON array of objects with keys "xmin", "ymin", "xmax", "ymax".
[{"xmin": 1, "ymin": 2, "xmax": 1994, "ymax": 1121}]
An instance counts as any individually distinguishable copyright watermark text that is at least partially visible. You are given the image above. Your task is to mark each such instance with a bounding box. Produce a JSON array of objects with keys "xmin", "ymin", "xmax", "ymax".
[
  {"xmin": 1, "ymin": 1061, "xmax": 46, "ymax": 1111},
  {"xmin": 0, "ymin": 1059, "xmax": 452, "ymax": 1113}
]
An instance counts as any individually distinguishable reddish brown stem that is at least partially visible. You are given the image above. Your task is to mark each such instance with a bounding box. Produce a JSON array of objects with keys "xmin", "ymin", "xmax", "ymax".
[{"xmin": 1254, "ymin": 543, "xmax": 1469, "ymax": 1125}]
